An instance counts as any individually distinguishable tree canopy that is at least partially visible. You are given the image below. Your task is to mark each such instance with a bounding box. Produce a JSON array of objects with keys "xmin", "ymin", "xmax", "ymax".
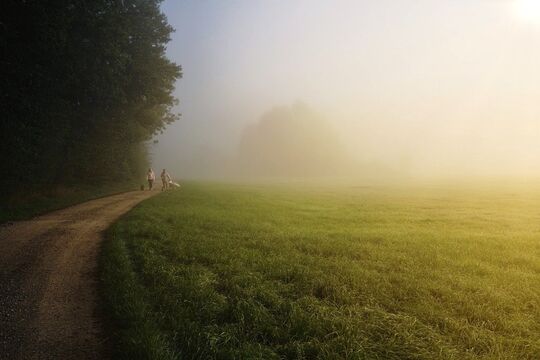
[
  {"xmin": 238, "ymin": 103, "xmax": 351, "ymax": 177},
  {"xmin": 1, "ymin": 0, "xmax": 181, "ymax": 197}
]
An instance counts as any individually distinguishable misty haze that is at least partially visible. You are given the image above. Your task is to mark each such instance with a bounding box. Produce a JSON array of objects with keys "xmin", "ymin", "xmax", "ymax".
[
  {"xmin": 2, "ymin": 1, "xmax": 540, "ymax": 359},
  {"xmin": 153, "ymin": 0, "xmax": 540, "ymax": 182}
]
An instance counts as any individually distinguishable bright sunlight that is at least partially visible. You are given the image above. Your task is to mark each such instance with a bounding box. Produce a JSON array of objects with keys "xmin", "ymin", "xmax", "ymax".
[{"xmin": 514, "ymin": 0, "xmax": 540, "ymax": 24}]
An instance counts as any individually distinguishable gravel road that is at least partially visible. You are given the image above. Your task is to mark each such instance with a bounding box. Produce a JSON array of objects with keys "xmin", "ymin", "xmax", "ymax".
[{"xmin": 0, "ymin": 190, "xmax": 157, "ymax": 359}]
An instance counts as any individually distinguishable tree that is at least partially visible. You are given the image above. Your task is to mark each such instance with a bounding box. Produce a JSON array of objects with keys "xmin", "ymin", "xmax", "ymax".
[
  {"xmin": 238, "ymin": 103, "xmax": 351, "ymax": 177},
  {"xmin": 0, "ymin": 0, "xmax": 181, "ymax": 197}
]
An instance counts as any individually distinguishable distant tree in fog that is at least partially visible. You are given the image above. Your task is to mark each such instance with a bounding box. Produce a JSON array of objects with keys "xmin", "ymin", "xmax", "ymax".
[{"xmin": 238, "ymin": 103, "xmax": 352, "ymax": 177}]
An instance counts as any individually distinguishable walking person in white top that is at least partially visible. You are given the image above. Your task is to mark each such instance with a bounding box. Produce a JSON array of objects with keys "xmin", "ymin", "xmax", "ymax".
[
  {"xmin": 147, "ymin": 168, "xmax": 155, "ymax": 190},
  {"xmin": 161, "ymin": 169, "xmax": 171, "ymax": 191}
]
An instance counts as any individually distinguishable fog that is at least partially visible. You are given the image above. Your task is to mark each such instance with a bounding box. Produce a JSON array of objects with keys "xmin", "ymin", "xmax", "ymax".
[{"xmin": 153, "ymin": 0, "xmax": 540, "ymax": 181}]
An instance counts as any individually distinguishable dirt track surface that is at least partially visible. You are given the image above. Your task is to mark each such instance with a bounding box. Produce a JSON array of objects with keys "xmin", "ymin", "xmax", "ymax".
[{"xmin": 0, "ymin": 190, "xmax": 157, "ymax": 360}]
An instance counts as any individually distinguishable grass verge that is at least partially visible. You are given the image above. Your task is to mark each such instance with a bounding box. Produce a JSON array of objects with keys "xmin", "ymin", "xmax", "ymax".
[
  {"xmin": 101, "ymin": 181, "xmax": 540, "ymax": 359},
  {"xmin": 0, "ymin": 181, "xmax": 140, "ymax": 223}
]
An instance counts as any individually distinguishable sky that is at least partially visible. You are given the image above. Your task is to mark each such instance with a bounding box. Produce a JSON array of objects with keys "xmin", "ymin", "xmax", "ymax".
[{"xmin": 154, "ymin": 0, "xmax": 540, "ymax": 179}]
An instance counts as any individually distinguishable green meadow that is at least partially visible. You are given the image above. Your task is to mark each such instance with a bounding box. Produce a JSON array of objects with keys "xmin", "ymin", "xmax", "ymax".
[{"xmin": 101, "ymin": 182, "xmax": 540, "ymax": 359}]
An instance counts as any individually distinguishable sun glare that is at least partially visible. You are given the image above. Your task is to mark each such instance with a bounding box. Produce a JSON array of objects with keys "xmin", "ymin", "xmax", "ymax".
[{"xmin": 514, "ymin": 0, "xmax": 540, "ymax": 24}]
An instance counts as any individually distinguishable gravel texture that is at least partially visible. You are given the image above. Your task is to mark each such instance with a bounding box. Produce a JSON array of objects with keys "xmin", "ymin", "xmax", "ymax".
[{"xmin": 0, "ymin": 190, "xmax": 156, "ymax": 359}]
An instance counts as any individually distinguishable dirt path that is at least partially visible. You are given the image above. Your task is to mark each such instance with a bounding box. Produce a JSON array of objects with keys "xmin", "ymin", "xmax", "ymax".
[{"xmin": 0, "ymin": 190, "xmax": 157, "ymax": 360}]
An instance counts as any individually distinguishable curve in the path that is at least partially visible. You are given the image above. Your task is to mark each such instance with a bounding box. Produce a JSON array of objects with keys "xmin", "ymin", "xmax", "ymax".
[{"xmin": 0, "ymin": 190, "xmax": 157, "ymax": 360}]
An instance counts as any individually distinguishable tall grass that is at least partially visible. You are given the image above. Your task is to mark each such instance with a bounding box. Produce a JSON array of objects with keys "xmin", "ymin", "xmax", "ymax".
[{"xmin": 101, "ymin": 182, "xmax": 540, "ymax": 359}]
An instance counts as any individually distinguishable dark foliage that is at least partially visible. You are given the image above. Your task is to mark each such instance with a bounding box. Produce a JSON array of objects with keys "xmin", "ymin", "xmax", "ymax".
[{"xmin": 0, "ymin": 0, "xmax": 181, "ymax": 198}]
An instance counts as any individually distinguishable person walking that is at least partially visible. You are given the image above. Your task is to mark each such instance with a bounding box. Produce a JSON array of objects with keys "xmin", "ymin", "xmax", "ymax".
[
  {"xmin": 147, "ymin": 168, "xmax": 155, "ymax": 190},
  {"xmin": 161, "ymin": 169, "xmax": 171, "ymax": 191}
]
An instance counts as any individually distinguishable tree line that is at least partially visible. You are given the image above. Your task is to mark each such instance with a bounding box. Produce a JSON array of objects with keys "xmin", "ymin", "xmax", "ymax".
[{"xmin": 1, "ymin": 0, "xmax": 181, "ymax": 198}]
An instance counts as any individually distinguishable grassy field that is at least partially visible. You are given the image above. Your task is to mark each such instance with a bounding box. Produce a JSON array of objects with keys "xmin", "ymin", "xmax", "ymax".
[{"xmin": 101, "ymin": 181, "xmax": 540, "ymax": 359}]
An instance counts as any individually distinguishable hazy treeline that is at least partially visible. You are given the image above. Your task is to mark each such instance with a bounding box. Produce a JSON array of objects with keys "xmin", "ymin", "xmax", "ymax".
[
  {"xmin": 179, "ymin": 103, "xmax": 396, "ymax": 180},
  {"xmin": 1, "ymin": 0, "xmax": 180, "ymax": 198},
  {"xmin": 238, "ymin": 103, "xmax": 352, "ymax": 177}
]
